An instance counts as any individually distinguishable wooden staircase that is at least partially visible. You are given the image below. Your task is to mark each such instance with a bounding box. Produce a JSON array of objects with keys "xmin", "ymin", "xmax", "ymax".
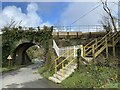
[
  {"xmin": 81, "ymin": 31, "xmax": 120, "ymax": 63},
  {"xmin": 49, "ymin": 31, "xmax": 120, "ymax": 84}
]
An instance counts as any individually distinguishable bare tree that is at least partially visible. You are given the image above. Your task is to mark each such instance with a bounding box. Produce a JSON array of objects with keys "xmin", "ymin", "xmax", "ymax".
[
  {"xmin": 100, "ymin": 14, "xmax": 112, "ymax": 32},
  {"xmin": 6, "ymin": 18, "xmax": 22, "ymax": 28},
  {"xmin": 101, "ymin": 0, "xmax": 117, "ymax": 32}
]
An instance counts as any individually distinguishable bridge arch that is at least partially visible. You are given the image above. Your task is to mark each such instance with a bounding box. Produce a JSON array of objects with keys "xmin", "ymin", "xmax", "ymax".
[{"xmin": 13, "ymin": 42, "xmax": 40, "ymax": 65}]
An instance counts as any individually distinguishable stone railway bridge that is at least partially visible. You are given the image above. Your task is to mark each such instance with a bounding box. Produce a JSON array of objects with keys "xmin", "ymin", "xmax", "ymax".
[
  {"xmin": 2, "ymin": 26, "xmax": 53, "ymax": 66},
  {"xmin": 3, "ymin": 26, "xmax": 120, "ymax": 67},
  {"xmin": 12, "ymin": 31, "xmax": 107, "ymax": 65}
]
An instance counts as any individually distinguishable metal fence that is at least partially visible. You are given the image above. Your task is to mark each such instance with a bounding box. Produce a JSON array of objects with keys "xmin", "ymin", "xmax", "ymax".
[{"xmin": 53, "ymin": 25, "xmax": 105, "ymax": 32}]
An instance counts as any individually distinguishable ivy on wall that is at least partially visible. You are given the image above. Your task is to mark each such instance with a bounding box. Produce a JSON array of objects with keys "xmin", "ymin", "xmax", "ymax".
[{"xmin": 2, "ymin": 26, "xmax": 53, "ymax": 67}]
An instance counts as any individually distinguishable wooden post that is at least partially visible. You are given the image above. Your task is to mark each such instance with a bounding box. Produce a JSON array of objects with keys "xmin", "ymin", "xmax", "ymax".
[
  {"xmin": 62, "ymin": 62, "xmax": 64, "ymax": 77},
  {"xmin": 77, "ymin": 32, "xmax": 78, "ymax": 38},
  {"xmin": 77, "ymin": 49, "xmax": 81, "ymax": 70},
  {"xmin": 83, "ymin": 46, "xmax": 85, "ymax": 57},
  {"xmin": 105, "ymin": 37, "xmax": 108, "ymax": 59},
  {"xmin": 112, "ymin": 37, "xmax": 115, "ymax": 57},
  {"xmin": 95, "ymin": 38, "xmax": 97, "ymax": 47},
  {"xmin": 92, "ymin": 45, "xmax": 96, "ymax": 64},
  {"xmin": 55, "ymin": 60, "xmax": 57, "ymax": 74},
  {"xmin": 80, "ymin": 45, "xmax": 84, "ymax": 58},
  {"xmin": 7, "ymin": 55, "xmax": 12, "ymax": 67},
  {"xmin": 57, "ymin": 32, "xmax": 59, "ymax": 38},
  {"xmin": 9, "ymin": 59, "xmax": 11, "ymax": 67},
  {"xmin": 74, "ymin": 46, "xmax": 75, "ymax": 57}
]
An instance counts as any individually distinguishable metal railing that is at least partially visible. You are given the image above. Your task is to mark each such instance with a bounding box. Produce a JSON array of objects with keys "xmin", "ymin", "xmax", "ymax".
[
  {"xmin": 53, "ymin": 25, "xmax": 104, "ymax": 32},
  {"xmin": 54, "ymin": 49, "xmax": 77, "ymax": 77}
]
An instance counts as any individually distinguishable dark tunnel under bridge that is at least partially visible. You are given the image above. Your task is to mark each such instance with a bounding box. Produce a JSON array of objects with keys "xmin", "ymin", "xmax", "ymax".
[{"xmin": 13, "ymin": 42, "xmax": 36, "ymax": 65}]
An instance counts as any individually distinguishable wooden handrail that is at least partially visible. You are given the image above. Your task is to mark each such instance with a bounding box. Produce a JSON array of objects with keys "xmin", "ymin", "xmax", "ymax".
[
  {"xmin": 83, "ymin": 31, "xmax": 113, "ymax": 57},
  {"xmin": 85, "ymin": 49, "xmax": 92, "ymax": 56},
  {"xmin": 96, "ymin": 32, "xmax": 111, "ymax": 44},
  {"xmin": 55, "ymin": 49, "xmax": 77, "ymax": 77},
  {"xmin": 54, "ymin": 48, "xmax": 74, "ymax": 61},
  {"xmin": 65, "ymin": 58, "xmax": 76, "ymax": 68},
  {"xmin": 95, "ymin": 40, "xmax": 105, "ymax": 50},
  {"xmin": 84, "ymin": 39, "xmax": 95, "ymax": 48},
  {"xmin": 85, "ymin": 45, "xmax": 92, "ymax": 52},
  {"xmin": 53, "ymin": 31, "xmax": 119, "ymax": 78},
  {"xmin": 56, "ymin": 50, "xmax": 77, "ymax": 68}
]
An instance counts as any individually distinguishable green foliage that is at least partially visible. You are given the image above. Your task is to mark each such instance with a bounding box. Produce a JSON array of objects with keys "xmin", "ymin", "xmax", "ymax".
[
  {"xmin": 42, "ymin": 70, "xmax": 54, "ymax": 79},
  {"xmin": 2, "ymin": 26, "xmax": 53, "ymax": 66},
  {"xmin": 38, "ymin": 66, "xmax": 47, "ymax": 74},
  {"xmin": 38, "ymin": 66, "xmax": 54, "ymax": 79},
  {"xmin": 26, "ymin": 46, "xmax": 44, "ymax": 61},
  {"xmin": 0, "ymin": 65, "xmax": 26, "ymax": 73},
  {"xmin": 61, "ymin": 65, "xmax": 118, "ymax": 88},
  {"xmin": 102, "ymin": 83, "xmax": 118, "ymax": 88}
]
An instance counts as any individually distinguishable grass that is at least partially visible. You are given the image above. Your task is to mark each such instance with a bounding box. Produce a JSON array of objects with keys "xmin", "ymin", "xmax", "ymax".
[
  {"xmin": 103, "ymin": 83, "xmax": 119, "ymax": 88},
  {"xmin": 61, "ymin": 65, "xmax": 118, "ymax": 88},
  {"xmin": 38, "ymin": 66, "xmax": 54, "ymax": 79},
  {"xmin": 38, "ymin": 65, "xmax": 118, "ymax": 88},
  {"xmin": 0, "ymin": 65, "xmax": 27, "ymax": 73},
  {"xmin": 37, "ymin": 45, "xmax": 120, "ymax": 88}
]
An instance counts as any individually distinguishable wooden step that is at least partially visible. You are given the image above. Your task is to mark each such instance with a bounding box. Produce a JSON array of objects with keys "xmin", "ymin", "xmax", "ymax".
[{"xmin": 48, "ymin": 76, "xmax": 62, "ymax": 84}]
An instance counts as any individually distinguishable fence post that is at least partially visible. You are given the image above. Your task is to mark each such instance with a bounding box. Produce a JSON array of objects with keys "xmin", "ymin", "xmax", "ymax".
[
  {"xmin": 77, "ymin": 49, "xmax": 81, "ymax": 70},
  {"xmin": 80, "ymin": 45, "xmax": 84, "ymax": 57},
  {"xmin": 105, "ymin": 37, "xmax": 108, "ymax": 59},
  {"xmin": 92, "ymin": 45, "xmax": 96, "ymax": 64},
  {"xmin": 112, "ymin": 37, "xmax": 115, "ymax": 57},
  {"xmin": 55, "ymin": 60, "xmax": 57, "ymax": 74},
  {"xmin": 95, "ymin": 38, "xmax": 97, "ymax": 47},
  {"xmin": 58, "ymin": 47, "xmax": 60, "ymax": 57},
  {"xmin": 74, "ymin": 46, "xmax": 75, "ymax": 57},
  {"xmin": 62, "ymin": 62, "xmax": 64, "ymax": 77}
]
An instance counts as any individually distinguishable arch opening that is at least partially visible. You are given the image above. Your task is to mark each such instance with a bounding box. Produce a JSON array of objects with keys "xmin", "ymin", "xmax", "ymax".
[{"xmin": 13, "ymin": 42, "xmax": 41, "ymax": 65}]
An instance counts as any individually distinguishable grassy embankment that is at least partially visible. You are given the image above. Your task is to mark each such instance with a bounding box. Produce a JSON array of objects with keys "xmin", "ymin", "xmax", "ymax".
[
  {"xmin": 38, "ymin": 37, "xmax": 119, "ymax": 88},
  {"xmin": 62, "ymin": 48, "xmax": 119, "ymax": 88},
  {"xmin": 61, "ymin": 65, "xmax": 118, "ymax": 88},
  {"xmin": 38, "ymin": 44, "xmax": 119, "ymax": 88},
  {"xmin": 38, "ymin": 64, "xmax": 118, "ymax": 88}
]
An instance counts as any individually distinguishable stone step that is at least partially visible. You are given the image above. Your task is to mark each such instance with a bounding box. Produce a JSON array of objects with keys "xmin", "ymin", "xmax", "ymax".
[
  {"xmin": 69, "ymin": 62, "xmax": 77, "ymax": 66},
  {"xmin": 59, "ymin": 69, "xmax": 73, "ymax": 75},
  {"xmin": 83, "ymin": 57, "xmax": 93, "ymax": 62},
  {"xmin": 60, "ymin": 68, "xmax": 74, "ymax": 73},
  {"xmin": 48, "ymin": 76, "xmax": 62, "ymax": 84},
  {"xmin": 53, "ymin": 74, "xmax": 65, "ymax": 81},
  {"xmin": 65, "ymin": 64, "xmax": 77, "ymax": 68},
  {"xmin": 49, "ymin": 62, "xmax": 77, "ymax": 83},
  {"xmin": 57, "ymin": 70, "xmax": 73, "ymax": 77},
  {"xmin": 67, "ymin": 64, "xmax": 77, "ymax": 68},
  {"xmin": 56, "ymin": 71, "xmax": 70, "ymax": 78},
  {"xmin": 64, "ymin": 65, "xmax": 77, "ymax": 70},
  {"xmin": 66, "ymin": 62, "xmax": 76, "ymax": 66}
]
